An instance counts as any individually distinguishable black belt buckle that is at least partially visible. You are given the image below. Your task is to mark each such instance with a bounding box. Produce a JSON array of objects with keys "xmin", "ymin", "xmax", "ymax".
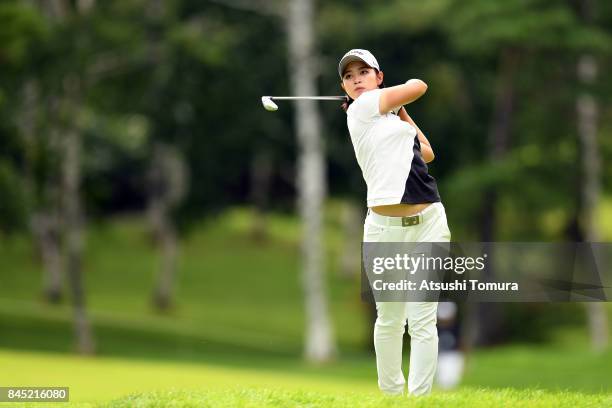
[{"xmin": 402, "ymin": 214, "xmax": 420, "ymax": 227}]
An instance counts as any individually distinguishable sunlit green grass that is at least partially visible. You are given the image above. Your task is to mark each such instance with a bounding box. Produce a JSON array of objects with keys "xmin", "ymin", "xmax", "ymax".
[
  {"xmin": 102, "ymin": 388, "xmax": 612, "ymax": 408},
  {"xmin": 1, "ymin": 348, "xmax": 610, "ymax": 407},
  {"xmin": 0, "ymin": 348, "xmax": 373, "ymax": 405},
  {"xmin": 1, "ymin": 205, "xmax": 612, "ymax": 406}
]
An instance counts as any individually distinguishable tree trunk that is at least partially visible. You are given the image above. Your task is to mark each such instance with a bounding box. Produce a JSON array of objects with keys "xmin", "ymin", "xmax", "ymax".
[
  {"xmin": 287, "ymin": 0, "xmax": 336, "ymax": 363},
  {"xmin": 43, "ymin": 0, "xmax": 69, "ymax": 19},
  {"xmin": 150, "ymin": 200, "xmax": 179, "ymax": 311},
  {"xmin": 576, "ymin": 53, "xmax": 608, "ymax": 351},
  {"xmin": 18, "ymin": 80, "xmax": 37, "ymax": 209},
  {"xmin": 16, "ymin": 80, "xmax": 65, "ymax": 302},
  {"xmin": 76, "ymin": 0, "xmax": 95, "ymax": 13},
  {"xmin": 61, "ymin": 75, "xmax": 95, "ymax": 355},
  {"xmin": 32, "ymin": 212, "xmax": 64, "ymax": 303},
  {"xmin": 35, "ymin": 117, "xmax": 65, "ymax": 303},
  {"xmin": 148, "ymin": 142, "xmax": 187, "ymax": 311},
  {"xmin": 35, "ymin": 0, "xmax": 96, "ymax": 355}
]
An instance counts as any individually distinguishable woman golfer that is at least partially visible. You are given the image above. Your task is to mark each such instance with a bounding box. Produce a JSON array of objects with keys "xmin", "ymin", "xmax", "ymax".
[{"xmin": 338, "ymin": 49, "xmax": 451, "ymax": 396}]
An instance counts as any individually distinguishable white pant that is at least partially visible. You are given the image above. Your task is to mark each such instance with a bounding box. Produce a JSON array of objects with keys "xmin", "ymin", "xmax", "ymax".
[{"xmin": 363, "ymin": 202, "xmax": 452, "ymax": 396}]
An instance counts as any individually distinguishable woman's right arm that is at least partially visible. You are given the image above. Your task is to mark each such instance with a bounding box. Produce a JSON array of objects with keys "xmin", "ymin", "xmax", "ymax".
[{"xmin": 378, "ymin": 79, "xmax": 427, "ymax": 115}]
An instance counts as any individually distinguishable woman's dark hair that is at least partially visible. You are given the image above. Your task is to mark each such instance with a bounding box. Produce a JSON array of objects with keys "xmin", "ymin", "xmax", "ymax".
[{"xmin": 340, "ymin": 68, "xmax": 385, "ymax": 112}]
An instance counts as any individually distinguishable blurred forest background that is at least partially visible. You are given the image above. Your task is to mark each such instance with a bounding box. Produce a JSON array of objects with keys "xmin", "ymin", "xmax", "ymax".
[{"xmin": 1, "ymin": 0, "xmax": 612, "ymax": 401}]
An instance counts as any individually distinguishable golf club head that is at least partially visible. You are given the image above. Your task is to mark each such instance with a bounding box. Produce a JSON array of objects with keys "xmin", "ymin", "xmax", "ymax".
[{"xmin": 261, "ymin": 96, "xmax": 278, "ymax": 112}]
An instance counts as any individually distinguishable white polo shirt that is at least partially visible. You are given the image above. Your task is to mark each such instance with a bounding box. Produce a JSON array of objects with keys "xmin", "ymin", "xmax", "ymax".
[{"xmin": 346, "ymin": 88, "xmax": 441, "ymax": 207}]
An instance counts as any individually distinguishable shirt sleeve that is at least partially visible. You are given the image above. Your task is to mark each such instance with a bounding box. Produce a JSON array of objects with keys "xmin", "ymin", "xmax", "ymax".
[{"xmin": 347, "ymin": 88, "xmax": 383, "ymax": 122}]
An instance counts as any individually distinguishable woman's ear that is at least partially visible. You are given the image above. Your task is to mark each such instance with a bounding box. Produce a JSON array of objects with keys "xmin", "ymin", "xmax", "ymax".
[
  {"xmin": 340, "ymin": 82, "xmax": 346, "ymax": 92},
  {"xmin": 377, "ymin": 71, "xmax": 384, "ymax": 86}
]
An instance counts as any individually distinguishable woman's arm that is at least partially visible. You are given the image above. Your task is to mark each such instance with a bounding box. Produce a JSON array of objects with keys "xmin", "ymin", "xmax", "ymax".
[
  {"xmin": 378, "ymin": 79, "xmax": 427, "ymax": 115},
  {"xmin": 398, "ymin": 106, "xmax": 435, "ymax": 163}
]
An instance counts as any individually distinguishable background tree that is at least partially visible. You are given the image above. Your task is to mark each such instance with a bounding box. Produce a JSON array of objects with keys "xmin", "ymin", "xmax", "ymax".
[{"xmin": 287, "ymin": 0, "xmax": 337, "ymax": 363}]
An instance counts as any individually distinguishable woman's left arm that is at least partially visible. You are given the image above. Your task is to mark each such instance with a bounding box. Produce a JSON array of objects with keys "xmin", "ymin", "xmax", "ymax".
[{"xmin": 398, "ymin": 106, "xmax": 434, "ymax": 163}]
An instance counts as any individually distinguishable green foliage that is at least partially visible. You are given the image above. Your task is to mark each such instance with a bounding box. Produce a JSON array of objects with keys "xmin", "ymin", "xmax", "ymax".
[
  {"xmin": 366, "ymin": 0, "xmax": 453, "ymax": 34},
  {"xmin": 444, "ymin": 0, "xmax": 612, "ymax": 55},
  {"xmin": 168, "ymin": 17, "xmax": 242, "ymax": 66},
  {"xmin": 0, "ymin": 2, "xmax": 48, "ymax": 67},
  {"xmin": 0, "ymin": 0, "xmax": 611, "ymax": 238}
]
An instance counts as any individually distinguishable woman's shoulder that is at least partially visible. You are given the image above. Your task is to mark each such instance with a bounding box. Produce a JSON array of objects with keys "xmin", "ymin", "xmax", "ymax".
[
  {"xmin": 356, "ymin": 88, "xmax": 382, "ymax": 103},
  {"xmin": 348, "ymin": 89, "xmax": 383, "ymax": 121}
]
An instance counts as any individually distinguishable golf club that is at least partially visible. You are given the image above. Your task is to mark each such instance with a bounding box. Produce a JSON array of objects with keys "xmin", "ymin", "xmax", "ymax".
[{"xmin": 261, "ymin": 96, "xmax": 348, "ymax": 112}]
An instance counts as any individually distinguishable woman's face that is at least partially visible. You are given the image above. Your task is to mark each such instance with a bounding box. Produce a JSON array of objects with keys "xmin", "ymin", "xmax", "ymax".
[{"xmin": 341, "ymin": 61, "xmax": 384, "ymax": 100}]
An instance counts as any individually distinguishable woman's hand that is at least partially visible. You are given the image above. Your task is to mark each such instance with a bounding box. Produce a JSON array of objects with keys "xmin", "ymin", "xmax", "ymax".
[{"xmin": 398, "ymin": 107, "xmax": 435, "ymax": 163}]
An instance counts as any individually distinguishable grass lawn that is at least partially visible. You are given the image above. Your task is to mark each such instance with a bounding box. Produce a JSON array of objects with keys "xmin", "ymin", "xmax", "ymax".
[
  {"xmin": 1, "ymin": 206, "xmax": 611, "ymax": 406},
  {"xmin": 0, "ymin": 348, "xmax": 610, "ymax": 407},
  {"xmin": 0, "ymin": 347, "xmax": 373, "ymax": 405},
  {"xmin": 102, "ymin": 388, "xmax": 612, "ymax": 408}
]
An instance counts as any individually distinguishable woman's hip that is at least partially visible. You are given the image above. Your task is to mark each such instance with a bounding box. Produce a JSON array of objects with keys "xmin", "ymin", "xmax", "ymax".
[{"xmin": 363, "ymin": 202, "xmax": 450, "ymax": 243}]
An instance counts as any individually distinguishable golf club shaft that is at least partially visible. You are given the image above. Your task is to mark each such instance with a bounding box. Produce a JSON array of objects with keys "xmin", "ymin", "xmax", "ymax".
[{"xmin": 269, "ymin": 96, "xmax": 346, "ymax": 101}]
